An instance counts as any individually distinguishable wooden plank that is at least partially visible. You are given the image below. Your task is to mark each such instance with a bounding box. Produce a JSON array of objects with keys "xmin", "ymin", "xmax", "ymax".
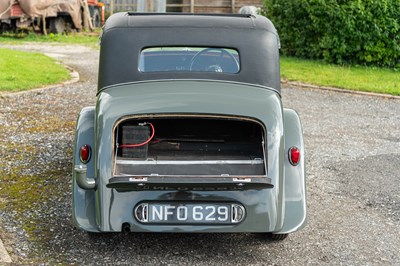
[{"xmin": 190, "ymin": 0, "xmax": 194, "ymax": 13}]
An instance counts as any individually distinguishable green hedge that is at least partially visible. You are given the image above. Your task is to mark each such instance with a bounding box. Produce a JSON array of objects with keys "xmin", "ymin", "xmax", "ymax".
[{"xmin": 262, "ymin": 0, "xmax": 400, "ymax": 67}]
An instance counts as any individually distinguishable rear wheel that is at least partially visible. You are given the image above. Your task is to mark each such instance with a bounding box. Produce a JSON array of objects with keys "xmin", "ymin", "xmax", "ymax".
[
  {"xmin": 0, "ymin": 22, "xmax": 14, "ymax": 33},
  {"xmin": 92, "ymin": 8, "xmax": 101, "ymax": 28},
  {"xmin": 0, "ymin": 23, "xmax": 7, "ymax": 33},
  {"xmin": 254, "ymin": 233, "xmax": 289, "ymax": 241},
  {"xmin": 49, "ymin": 17, "xmax": 66, "ymax": 34},
  {"xmin": 271, "ymin": 233, "xmax": 288, "ymax": 240}
]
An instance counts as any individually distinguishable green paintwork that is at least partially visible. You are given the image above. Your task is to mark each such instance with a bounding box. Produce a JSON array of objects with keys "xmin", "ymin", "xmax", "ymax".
[
  {"xmin": 73, "ymin": 80, "xmax": 306, "ymax": 233},
  {"xmin": 280, "ymin": 109, "xmax": 307, "ymax": 233}
]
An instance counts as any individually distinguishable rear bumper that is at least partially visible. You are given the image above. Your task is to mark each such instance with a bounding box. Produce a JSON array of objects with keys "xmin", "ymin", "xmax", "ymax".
[{"xmin": 107, "ymin": 176, "xmax": 273, "ymax": 191}]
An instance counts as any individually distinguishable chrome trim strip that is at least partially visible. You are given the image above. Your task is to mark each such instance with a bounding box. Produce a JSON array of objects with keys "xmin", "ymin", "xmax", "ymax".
[
  {"xmin": 114, "ymin": 174, "xmax": 267, "ymax": 178},
  {"xmin": 116, "ymin": 159, "xmax": 264, "ymax": 165},
  {"xmin": 111, "ymin": 113, "xmax": 268, "ymax": 178},
  {"xmin": 231, "ymin": 204, "xmax": 246, "ymax": 223},
  {"xmin": 98, "ymin": 79, "xmax": 280, "ymax": 96},
  {"xmin": 134, "ymin": 203, "xmax": 148, "ymax": 222}
]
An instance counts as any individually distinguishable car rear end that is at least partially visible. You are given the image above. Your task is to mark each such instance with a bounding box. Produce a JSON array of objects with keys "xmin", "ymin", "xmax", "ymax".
[
  {"xmin": 93, "ymin": 80, "xmax": 285, "ymax": 232},
  {"xmin": 72, "ymin": 13, "xmax": 305, "ymax": 236}
]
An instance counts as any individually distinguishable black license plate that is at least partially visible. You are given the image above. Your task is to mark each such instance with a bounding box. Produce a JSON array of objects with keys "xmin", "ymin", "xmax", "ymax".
[{"xmin": 135, "ymin": 202, "xmax": 245, "ymax": 224}]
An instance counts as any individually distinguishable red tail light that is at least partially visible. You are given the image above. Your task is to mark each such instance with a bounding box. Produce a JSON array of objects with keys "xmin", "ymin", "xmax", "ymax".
[
  {"xmin": 288, "ymin": 147, "xmax": 300, "ymax": 166},
  {"xmin": 80, "ymin": 144, "xmax": 92, "ymax": 164}
]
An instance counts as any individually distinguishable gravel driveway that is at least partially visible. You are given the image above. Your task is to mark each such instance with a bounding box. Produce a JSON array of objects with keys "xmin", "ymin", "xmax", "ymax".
[{"xmin": 0, "ymin": 43, "xmax": 399, "ymax": 265}]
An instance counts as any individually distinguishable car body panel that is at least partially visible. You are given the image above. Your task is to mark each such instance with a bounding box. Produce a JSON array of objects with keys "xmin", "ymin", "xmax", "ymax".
[
  {"xmin": 279, "ymin": 108, "xmax": 307, "ymax": 233},
  {"xmin": 94, "ymin": 80, "xmax": 284, "ymax": 232},
  {"xmin": 72, "ymin": 107, "xmax": 98, "ymax": 232}
]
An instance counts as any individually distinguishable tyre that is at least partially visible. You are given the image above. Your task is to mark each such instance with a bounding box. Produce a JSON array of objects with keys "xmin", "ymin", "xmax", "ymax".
[
  {"xmin": 253, "ymin": 233, "xmax": 289, "ymax": 241},
  {"xmin": 92, "ymin": 9, "xmax": 101, "ymax": 28},
  {"xmin": 49, "ymin": 17, "xmax": 66, "ymax": 34},
  {"xmin": 0, "ymin": 22, "xmax": 13, "ymax": 33},
  {"xmin": 0, "ymin": 23, "xmax": 6, "ymax": 33},
  {"xmin": 271, "ymin": 233, "xmax": 288, "ymax": 240}
]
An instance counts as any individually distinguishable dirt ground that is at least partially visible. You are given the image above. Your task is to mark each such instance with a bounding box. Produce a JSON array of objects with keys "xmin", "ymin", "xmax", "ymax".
[{"xmin": 0, "ymin": 43, "xmax": 399, "ymax": 265}]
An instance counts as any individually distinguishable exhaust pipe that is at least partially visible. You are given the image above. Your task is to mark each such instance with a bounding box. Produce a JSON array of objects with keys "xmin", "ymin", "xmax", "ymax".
[{"xmin": 121, "ymin": 223, "xmax": 131, "ymax": 233}]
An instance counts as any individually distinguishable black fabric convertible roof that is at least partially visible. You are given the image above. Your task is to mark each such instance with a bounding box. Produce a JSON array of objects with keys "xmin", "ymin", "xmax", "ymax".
[{"xmin": 98, "ymin": 13, "xmax": 281, "ymax": 94}]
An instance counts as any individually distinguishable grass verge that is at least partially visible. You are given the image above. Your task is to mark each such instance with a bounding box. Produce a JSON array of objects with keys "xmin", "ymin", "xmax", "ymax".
[
  {"xmin": 0, "ymin": 31, "xmax": 100, "ymax": 47},
  {"xmin": 0, "ymin": 48, "xmax": 70, "ymax": 92},
  {"xmin": 1, "ymin": 31, "xmax": 398, "ymax": 96},
  {"xmin": 281, "ymin": 56, "xmax": 400, "ymax": 96}
]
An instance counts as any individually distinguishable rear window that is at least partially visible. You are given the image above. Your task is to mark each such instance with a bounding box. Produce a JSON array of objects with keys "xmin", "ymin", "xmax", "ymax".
[{"xmin": 139, "ymin": 47, "xmax": 240, "ymax": 73}]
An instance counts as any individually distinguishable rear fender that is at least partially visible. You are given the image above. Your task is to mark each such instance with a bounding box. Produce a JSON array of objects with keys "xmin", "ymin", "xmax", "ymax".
[
  {"xmin": 72, "ymin": 106, "xmax": 99, "ymax": 232},
  {"xmin": 277, "ymin": 108, "xmax": 307, "ymax": 233}
]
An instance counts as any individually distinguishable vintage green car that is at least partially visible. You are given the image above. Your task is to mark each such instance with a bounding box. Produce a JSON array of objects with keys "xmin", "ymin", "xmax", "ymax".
[{"xmin": 72, "ymin": 13, "xmax": 306, "ymax": 240}]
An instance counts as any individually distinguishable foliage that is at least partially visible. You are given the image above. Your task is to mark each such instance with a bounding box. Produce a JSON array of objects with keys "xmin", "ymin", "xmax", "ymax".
[{"xmin": 263, "ymin": 0, "xmax": 400, "ymax": 67}]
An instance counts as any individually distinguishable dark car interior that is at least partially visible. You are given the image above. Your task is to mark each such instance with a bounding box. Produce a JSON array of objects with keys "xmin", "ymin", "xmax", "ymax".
[{"xmin": 139, "ymin": 47, "xmax": 240, "ymax": 74}]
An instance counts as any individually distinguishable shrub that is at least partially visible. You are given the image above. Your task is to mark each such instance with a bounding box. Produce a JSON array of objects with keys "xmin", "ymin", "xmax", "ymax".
[{"xmin": 262, "ymin": 0, "xmax": 400, "ymax": 67}]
